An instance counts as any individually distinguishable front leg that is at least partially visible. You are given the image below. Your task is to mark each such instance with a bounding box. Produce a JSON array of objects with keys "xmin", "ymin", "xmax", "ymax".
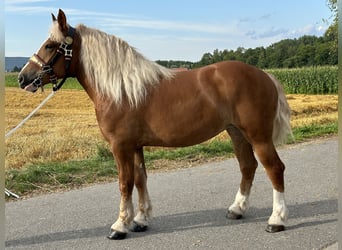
[
  {"xmin": 107, "ymin": 146, "xmax": 135, "ymax": 240},
  {"xmin": 132, "ymin": 148, "xmax": 152, "ymax": 232}
]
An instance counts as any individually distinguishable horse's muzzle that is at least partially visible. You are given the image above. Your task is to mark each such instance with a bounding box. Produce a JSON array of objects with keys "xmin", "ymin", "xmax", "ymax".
[
  {"xmin": 18, "ymin": 73, "xmax": 39, "ymax": 92},
  {"xmin": 18, "ymin": 73, "xmax": 26, "ymax": 88}
]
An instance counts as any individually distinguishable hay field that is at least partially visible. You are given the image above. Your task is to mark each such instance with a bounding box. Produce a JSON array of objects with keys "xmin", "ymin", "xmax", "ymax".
[
  {"xmin": 5, "ymin": 88, "xmax": 101, "ymax": 169},
  {"xmin": 5, "ymin": 87, "xmax": 338, "ymax": 169}
]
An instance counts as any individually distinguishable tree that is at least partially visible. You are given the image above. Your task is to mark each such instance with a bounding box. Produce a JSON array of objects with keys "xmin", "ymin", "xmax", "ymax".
[
  {"xmin": 222, "ymin": 49, "xmax": 237, "ymax": 61},
  {"xmin": 314, "ymin": 42, "xmax": 332, "ymax": 65},
  {"xmin": 324, "ymin": 0, "xmax": 337, "ymax": 62},
  {"xmin": 212, "ymin": 49, "xmax": 223, "ymax": 63},
  {"xmin": 244, "ymin": 48, "xmax": 258, "ymax": 66},
  {"xmin": 199, "ymin": 52, "xmax": 213, "ymax": 66},
  {"xmin": 11, "ymin": 66, "xmax": 21, "ymax": 72}
]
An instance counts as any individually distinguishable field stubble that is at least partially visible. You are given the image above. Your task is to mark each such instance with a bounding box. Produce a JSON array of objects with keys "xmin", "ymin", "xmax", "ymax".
[{"xmin": 5, "ymin": 87, "xmax": 338, "ymax": 170}]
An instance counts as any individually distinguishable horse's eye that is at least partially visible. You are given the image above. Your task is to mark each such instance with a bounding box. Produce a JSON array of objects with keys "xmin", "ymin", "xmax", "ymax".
[{"xmin": 45, "ymin": 44, "xmax": 55, "ymax": 50}]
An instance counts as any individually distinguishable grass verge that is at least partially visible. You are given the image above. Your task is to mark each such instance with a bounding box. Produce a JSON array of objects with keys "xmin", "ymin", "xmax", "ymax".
[{"xmin": 5, "ymin": 122, "xmax": 337, "ymax": 198}]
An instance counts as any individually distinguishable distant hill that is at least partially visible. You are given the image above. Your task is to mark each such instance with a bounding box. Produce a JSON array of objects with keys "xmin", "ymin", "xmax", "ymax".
[{"xmin": 5, "ymin": 57, "xmax": 29, "ymax": 72}]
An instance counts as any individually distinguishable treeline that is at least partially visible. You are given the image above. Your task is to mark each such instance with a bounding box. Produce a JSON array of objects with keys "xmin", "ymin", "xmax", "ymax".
[{"xmin": 157, "ymin": 34, "xmax": 337, "ymax": 69}]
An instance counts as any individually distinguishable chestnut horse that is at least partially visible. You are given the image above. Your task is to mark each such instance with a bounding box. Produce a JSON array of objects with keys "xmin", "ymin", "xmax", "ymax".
[{"xmin": 18, "ymin": 9, "xmax": 292, "ymax": 240}]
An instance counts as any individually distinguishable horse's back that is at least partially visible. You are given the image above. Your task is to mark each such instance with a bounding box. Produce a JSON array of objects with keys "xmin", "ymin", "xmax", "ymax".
[
  {"xmin": 169, "ymin": 60, "xmax": 279, "ymax": 123},
  {"xmin": 171, "ymin": 61, "xmax": 277, "ymax": 100}
]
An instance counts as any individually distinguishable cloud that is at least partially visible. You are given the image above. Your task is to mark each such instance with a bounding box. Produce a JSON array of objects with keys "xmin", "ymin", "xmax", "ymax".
[
  {"xmin": 259, "ymin": 13, "xmax": 272, "ymax": 20},
  {"xmin": 63, "ymin": 9, "xmax": 233, "ymax": 35},
  {"xmin": 239, "ymin": 17, "xmax": 251, "ymax": 23},
  {"xmin": 5, "ymin": 0, "xmax": 51, "ymax": 3},
  {"xmin": 245, "ymin": 27, "xmax": 284, "ymax": 40},
  {"xmin": 6, "ymin": 1, "xmax": 232, "ymax": 35},
  {"xmin": 245, "ymin": 23, "xmax": 328, "ymax": 41},
  {"xmin": 5, "ymin": 0, "xmax": 54, "ymax": 13},
  {"xmin": 5, "ymin": 5, "xmax": 54, "ymax": 13},
  {"xmin": 239, "ymin": 13, "xmax": 272, "ymax": 24},
  {"xmin": 288, "ymin": 24, "xmax": 328, "ymax": 37},
  {"xmin": 96, "ymin": 17, "xmax": 231, "ymax": 35}
]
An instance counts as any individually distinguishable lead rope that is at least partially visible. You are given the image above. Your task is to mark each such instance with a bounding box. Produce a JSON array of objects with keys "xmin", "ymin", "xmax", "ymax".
[
  {"xmin": 5, "ymin": 90, "xmax": 57, "ymax": 198},
  {"xmin": 5, "ymin": 91, "xmax": 56, "ymax": 139}
]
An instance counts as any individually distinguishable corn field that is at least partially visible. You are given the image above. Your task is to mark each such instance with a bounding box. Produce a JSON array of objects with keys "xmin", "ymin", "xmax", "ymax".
[
  {"xmin": 6, "ymin": 65, "xmax": 338, "ymax": 94},
  {"xmin": 266, "ymin": 66, "xmax": 338, "ymax": 94}
]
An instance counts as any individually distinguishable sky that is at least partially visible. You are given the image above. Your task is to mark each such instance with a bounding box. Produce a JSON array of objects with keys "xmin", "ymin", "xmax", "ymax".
[{"xmin": 5, "ymin": 0, "xmax": 333, "ymax": 62}]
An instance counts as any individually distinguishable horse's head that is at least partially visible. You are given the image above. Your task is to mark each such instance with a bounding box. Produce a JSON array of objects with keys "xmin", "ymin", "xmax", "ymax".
[{"xmin": 18, "ymin": 9, "xmax": 76, "ymax": 92}]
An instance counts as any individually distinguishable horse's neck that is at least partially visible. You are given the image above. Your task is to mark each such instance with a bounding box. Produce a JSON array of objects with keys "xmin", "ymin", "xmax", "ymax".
[
  {"xmin": 76, "ymin": 72, "xmax": 98, "ymax": 103},
  {"xmin": 75, "ymin": 72, "xmax": 123, "ymax": 114}
]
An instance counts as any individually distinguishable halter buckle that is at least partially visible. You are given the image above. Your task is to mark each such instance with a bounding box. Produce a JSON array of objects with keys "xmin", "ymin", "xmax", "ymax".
[{"xmin": 64, "ymin": 36, "xmax": 73, "ymax": 45}]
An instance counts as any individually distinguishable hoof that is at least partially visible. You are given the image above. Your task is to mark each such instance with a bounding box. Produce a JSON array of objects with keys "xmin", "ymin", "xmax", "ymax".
[
  {"xmin": 107, "ymin": 229, "xmax": 127, "ymax": 240},
  {"xmin": 131, "ymin": 221, "xmax": 148, "ymax": 232},
  {"xmin": 226, "ymin": 211, "xmax": 243, "ymax": 220},
  {"xmin": 265, "ymin": 224, "xmax": 285, "ymax": 233}
]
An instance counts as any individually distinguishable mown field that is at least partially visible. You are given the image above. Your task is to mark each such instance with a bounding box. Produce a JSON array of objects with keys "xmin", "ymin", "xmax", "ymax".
[{"xmin": 4, "ymin": 67, "xmax": 338, "ymax": 196}]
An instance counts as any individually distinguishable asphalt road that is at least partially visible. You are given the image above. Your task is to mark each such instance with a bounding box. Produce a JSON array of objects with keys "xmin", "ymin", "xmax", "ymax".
[{"xmin": 6, "ymin": 138, "xmax": 337, "ymax": 249}]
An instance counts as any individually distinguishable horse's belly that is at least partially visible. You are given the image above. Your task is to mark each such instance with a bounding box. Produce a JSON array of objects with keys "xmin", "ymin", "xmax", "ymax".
[
  {"xmin": 146, "ymin": 127, "xmax": 225, "ymax": 147},
  {"xmin": 144, "ymin": 105, "xmax": 229, "ymax": 147}
]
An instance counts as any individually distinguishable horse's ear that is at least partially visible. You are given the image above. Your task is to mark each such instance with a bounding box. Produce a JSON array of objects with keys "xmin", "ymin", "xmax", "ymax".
[
  {"xmin": 51, "ymin": 13, "xmax": 57, "ymax": 22},
  {"xmin": 57, "ymin": 9, "xmax": 68, "ymax": 35}
]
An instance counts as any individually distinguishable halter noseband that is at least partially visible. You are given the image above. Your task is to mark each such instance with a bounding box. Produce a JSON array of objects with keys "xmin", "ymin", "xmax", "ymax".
[{"xmin": 29, "ymin": 26, "xmax": 75, "ymax": 92}]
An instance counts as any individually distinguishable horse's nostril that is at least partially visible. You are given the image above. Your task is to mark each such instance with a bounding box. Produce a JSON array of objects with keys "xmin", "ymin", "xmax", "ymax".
[{"xmin": 18, "ymin": 74, "xmax": 24, "ymax": 84}]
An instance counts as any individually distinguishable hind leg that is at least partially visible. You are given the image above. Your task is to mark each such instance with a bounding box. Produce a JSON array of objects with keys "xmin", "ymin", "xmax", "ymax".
[
  {"xmin": 226, "ymin": 126, "xmax": 258, "ymax": 219},
  {"xmin": 253, "ymin": 141, "xmax": 288, "ymax": 232}
]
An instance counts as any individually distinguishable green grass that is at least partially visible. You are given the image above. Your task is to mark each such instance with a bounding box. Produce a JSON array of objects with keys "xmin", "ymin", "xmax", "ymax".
[
  {"xmin": 145, "ymin": 140, "xmax": 234, "ymax": 162},
  {"xmin": 4, "ymin": 73, "xmax": 19, "ymax": 87},
  {"xmin": 5, "ymin": 72, "xmax": 83, "ymax": 90},
  {"xmin": 5, "ymin": 122, "xmax": 337, "ymax": 198},
  {"xmin": 5, "ymin": 148, "xmax": 118, "ymax": 195},
  {"xmin": 5, "ymin": 140, "xmax": 235, "ymax": 196},
  {"xmin": 291, "ymin": 122, "xmax": 337, "ymax": 141}
]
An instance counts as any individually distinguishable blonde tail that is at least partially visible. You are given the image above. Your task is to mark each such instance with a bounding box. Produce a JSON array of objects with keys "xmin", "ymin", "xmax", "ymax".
[{"xmin": 267, "ymin": 73, "xmax": 293, "ymax": 146}]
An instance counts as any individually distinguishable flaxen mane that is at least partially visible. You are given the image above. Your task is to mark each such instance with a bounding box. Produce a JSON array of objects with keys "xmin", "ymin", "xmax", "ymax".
[{"xmin": 50, "ymin": 22, "xmax": 174, "ymax": 106}]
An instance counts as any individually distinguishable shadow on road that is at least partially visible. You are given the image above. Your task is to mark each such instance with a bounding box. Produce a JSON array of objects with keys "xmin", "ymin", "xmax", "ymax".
[{"xmin": 6, "ymin": 199, "xmax": 337, "ymax": 247}]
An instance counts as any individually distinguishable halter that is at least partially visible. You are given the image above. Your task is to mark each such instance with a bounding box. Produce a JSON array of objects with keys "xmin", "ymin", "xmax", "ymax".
[{"xmin": 29, "ymin": 26, "xmax": 75, "ymax": 92}]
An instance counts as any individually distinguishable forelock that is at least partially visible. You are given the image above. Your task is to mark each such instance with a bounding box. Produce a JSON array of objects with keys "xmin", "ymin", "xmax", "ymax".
[{"xmin": 49, "ymin": 21, "xmax": 66, "ymax": 42}]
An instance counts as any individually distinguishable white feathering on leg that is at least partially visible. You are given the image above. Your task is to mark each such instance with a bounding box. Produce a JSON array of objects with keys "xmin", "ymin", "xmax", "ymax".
[
  {"xmin": 268, "ymin": 189, "xmax": 288, "ymax": 225},
  {"xmin": 228, "ymin": 188, "xmax": 249, "ymax": 216}
]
